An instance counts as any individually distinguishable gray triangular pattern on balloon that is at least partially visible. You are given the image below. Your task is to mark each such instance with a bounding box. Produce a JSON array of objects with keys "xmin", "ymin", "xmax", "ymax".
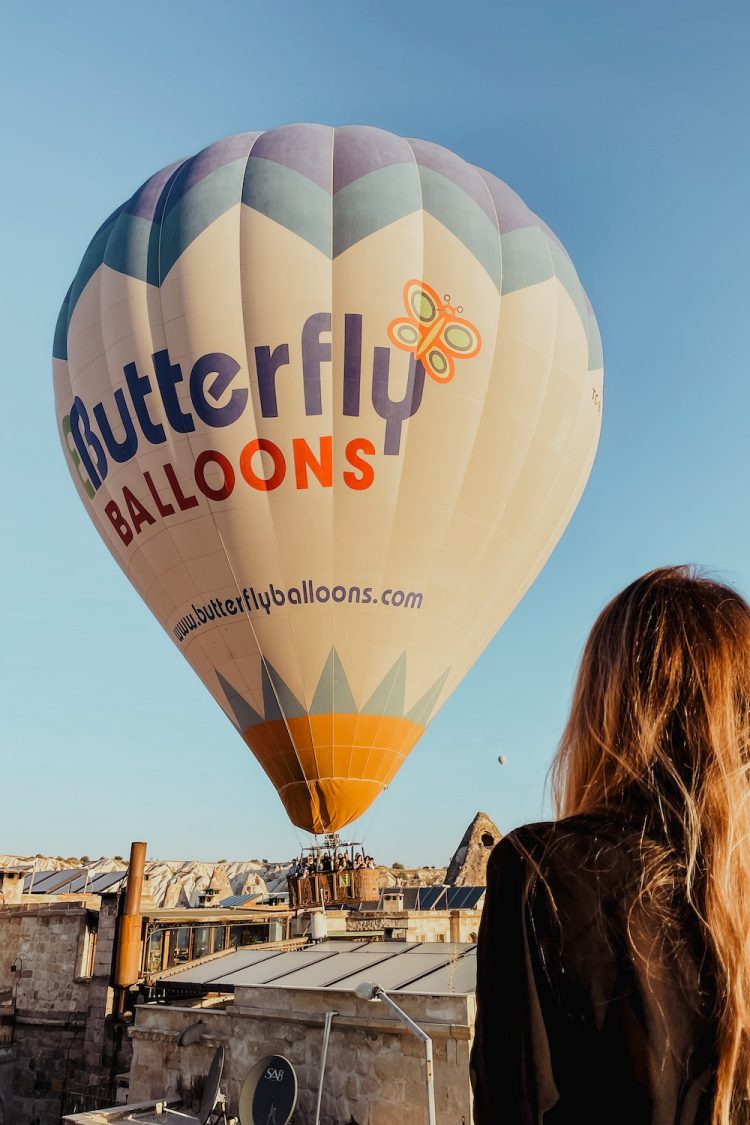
[
  {"xmin": 216, "ymin": 670, "xmax": 263, "ymax": 732},
  {"xmin": 310, "ymin": 648, "xmax": 357, "ymax": 714},
  {"xmin": 261, "ymin": 659, "xmax": 306, "ymax": 721},
  {"xmin": 361, "ymin": 652, "xmax": 407, "ymax": 717},
  {"xmin": 405, "ymin": 668, "xmax": 450, "ymax": 727}
]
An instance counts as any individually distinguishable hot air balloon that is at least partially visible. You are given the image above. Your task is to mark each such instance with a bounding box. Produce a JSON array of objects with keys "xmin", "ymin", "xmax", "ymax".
[{"xmin": 53, "ymin": 125, "xmax": 603, "ymax": 834}]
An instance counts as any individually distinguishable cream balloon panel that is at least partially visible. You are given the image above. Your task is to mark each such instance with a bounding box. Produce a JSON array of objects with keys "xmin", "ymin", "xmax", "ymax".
[
  {"xmin": 59, "ymin": 270, "xmax": 184, "ymax": 624},
  {"xmin": 134, "ymin": 206, "xmax": 501, "ymax": 719},
  {"xmin": 234, "ymin": 202, "xmax": 335, "ymax": 629},
  {"xmin": 59, "ymin": 259, "xmax": 250, "ymax": 671},
  {"xmin": 56, "ymin": 193, "xmax": 598, "ymax": 736},
  {"xmin": 438, "ymin": 284, "xmax": 602, "ymax": 708},
  {"xmin": 121, "ymin": 205, "xmax": 329, "ymax": 723},
  {"xmin": 324, "ymin": 214, "xmax": 501, "ymax": 710},
  {"xmin": 380, "ymin": 277, "xmax": 564, "ymax": 702},
  {"xmin": 95, "ymin": 272, "xmax": 208, "ymax": 624},
  {"xmin": 451, "ymin": 384, "xmax": 602, "ymax": 705}
]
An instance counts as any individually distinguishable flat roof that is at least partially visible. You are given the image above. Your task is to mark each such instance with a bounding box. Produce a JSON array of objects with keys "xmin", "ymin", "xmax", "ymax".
[{"xmin": 156, "ymin": 939, "xmax": 476, "ymax": 996}]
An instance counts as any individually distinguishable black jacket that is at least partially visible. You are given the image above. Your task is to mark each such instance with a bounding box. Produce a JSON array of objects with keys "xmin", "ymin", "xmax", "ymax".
[{"xmin": 471, "ymin": 815, "xmax": 717, "ymax": 1124}]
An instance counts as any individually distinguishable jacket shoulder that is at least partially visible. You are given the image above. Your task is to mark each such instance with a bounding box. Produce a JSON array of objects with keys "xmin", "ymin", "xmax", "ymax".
[{"xmin": 489, "ymin": 815, "xmax": 641, "ymax": 903}]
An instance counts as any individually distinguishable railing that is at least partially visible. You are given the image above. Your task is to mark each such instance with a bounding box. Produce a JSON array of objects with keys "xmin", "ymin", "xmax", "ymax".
[{"xmin": 61, "ymin": 1081, "xmax": 118, "ymax": 1116}]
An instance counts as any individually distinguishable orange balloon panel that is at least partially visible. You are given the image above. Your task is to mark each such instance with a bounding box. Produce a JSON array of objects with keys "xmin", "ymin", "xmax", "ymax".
[{"xmin": 53, "ymin": 125, "xmax": 603, "ymax": 833}]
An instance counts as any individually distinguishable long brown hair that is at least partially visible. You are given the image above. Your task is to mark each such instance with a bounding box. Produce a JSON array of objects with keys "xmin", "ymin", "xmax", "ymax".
[{"xmin": 552, "ymin": 566, "xmax": 750, "ymax": 1125}]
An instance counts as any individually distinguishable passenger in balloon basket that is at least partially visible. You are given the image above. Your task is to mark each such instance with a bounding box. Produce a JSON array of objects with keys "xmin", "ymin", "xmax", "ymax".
[{"xmin": 471, "ymin": 567, "xmax": 748, "ymax": 1125}]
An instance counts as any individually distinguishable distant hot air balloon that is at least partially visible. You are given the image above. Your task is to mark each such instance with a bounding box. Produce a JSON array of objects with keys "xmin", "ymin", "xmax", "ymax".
[
  {"xmin": 498, "ymin": 756, "xmax": 507, "ymax": 766},
  {"xmin": 53, "ymin": 125, "xmax": 603, "ymax": 834}
]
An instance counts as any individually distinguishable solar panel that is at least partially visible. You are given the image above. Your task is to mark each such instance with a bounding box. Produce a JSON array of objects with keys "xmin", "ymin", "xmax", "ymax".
[
  {"xmin": 68, "ymin": 871, "xmax": 102, "ymax": 893},
  {"xmin": 398, "ymin": 954, "xmax": 477, "ymax": 995},
  {"xmin": 218, "ymin": 893, "xmax": 261, "ymax": 907},
  {"xmin": 416, "ymin": 886, "xmax": 446, "ymax": 911},
  {"xmin": 216, "ymin": 948, "xmax": 341, "ymax": 987},
  {"xmin": 165, "ymin": 948, "xmax": 287, "ymax": 985},
  {"xmin": 26, "ymin": 870, "xmax": 57, "ymax": 892},
  {"xmin": 351, "ymin": 952, "xmax": 457, "ymax": 991},
  {"xmin": 404, "ymin": 942, "xmax": 469, "ymax": 956},
  {"xmin": 445, "ymin": 886, "xmax": 484, "ymax": 910},
  {"xmin": 34, "ymin": 868, "xmax": 86, "ymax": 893},
  {"xmin": 159, "ymin": 941, "xmax": 478, "ymax": 995},
  {"xmin": 463, "ymin": 887, "xmax": 485, "ymax": 909},
  {"xmin": 276, "ymin": 948, "xmax": 403, "ymax": 989},
  {"xmin": 89, "ymin": 871, "xmax": 125, "ymax": 893}
]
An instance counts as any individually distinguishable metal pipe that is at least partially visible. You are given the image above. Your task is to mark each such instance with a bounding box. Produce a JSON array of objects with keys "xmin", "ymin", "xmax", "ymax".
[
  {"xmin": 122, "ymin": 841, "xmax": 147, "ymax": 917},
  {"xmin": 114, "ymin": 841, "xmax": 147, "ymax": 995},
  {"xmin": 360, "ymin": 985, "xmax": 437, "ymax": 1125},
  {"xmin": 313, "ymin": 1009, "xmax": 338, "ymax": 1125}
]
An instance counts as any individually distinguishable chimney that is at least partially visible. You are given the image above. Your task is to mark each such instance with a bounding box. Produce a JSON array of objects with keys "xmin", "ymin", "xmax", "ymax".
[{"xmin": 114, "ymin": 841, "xmax": 147, "ymax": 998}]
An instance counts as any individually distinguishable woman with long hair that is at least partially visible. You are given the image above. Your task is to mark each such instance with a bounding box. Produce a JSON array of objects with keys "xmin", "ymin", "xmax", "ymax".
[{"xmin": 471, "ymin": 567, "xmax": 750, "ymax": 1124}]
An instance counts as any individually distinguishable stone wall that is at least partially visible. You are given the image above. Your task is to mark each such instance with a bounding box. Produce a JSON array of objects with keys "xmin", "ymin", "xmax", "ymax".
[
  {"xmin": 0, "ymin": 901, "xmax": 92, "ymax": 1124},
  {"xmin": 128, "ymin": 985, "xmax": 475, "ymax": 1125},
  {"xmin": 0, "ymin": 896, "xmax": 131, "ymax": 1125}
]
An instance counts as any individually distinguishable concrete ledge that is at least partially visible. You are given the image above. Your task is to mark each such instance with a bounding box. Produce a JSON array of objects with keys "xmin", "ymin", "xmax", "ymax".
[
  {"xmin": 1, "ymin": 900, "xmax": 94, "ymax": 918},
  {"xmin": 132, "ymin": 1008, "xmax": 471, "ymax": 1041},
  {"xmin": 128, "ymin": 1027, "xmax": 227, "ymax": 1047}
]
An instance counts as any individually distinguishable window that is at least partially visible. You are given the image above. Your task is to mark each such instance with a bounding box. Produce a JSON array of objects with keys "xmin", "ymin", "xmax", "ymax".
[
  {"xmin": 78, "ymin": 926, "xmax": 97, "ymax": 978},
  {"xmin": 192, "ymin": 927, "xmax": 211, "ymax": 960},
  {"xmin": 146, "ymin": 931, "xmax": 165, "ymax": 974}
]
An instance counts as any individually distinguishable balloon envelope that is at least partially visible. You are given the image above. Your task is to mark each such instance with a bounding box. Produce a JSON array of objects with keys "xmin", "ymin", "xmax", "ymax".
[{"xmin": 53, "ymin": 125, "xmax": 603, "ymax": 834}]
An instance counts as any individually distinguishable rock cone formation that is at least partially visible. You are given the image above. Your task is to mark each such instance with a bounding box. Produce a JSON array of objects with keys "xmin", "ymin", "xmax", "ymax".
[{"xmin": 445, "ymin": 811, "xmax": 502, "ymax": 886}]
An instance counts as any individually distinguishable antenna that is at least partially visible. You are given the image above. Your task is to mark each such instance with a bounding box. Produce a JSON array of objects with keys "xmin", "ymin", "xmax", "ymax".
[{"xmin": 238, "ymin": 1055, "xmax": 298, "ymax": 1125}]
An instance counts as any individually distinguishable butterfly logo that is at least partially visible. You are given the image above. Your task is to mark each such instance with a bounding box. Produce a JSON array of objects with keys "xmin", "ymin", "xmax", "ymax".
[{"xmin": 387, "ymin": 279, "xmax": 481, "ymax": 383}]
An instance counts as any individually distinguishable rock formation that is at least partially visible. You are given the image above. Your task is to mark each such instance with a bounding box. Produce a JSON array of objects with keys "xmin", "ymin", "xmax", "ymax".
[
  {"xmin": 0, "ymin": 853, "xmax": 274, "ymax": 907},
  {"xmin": 445, "ymin": 812, "xmax": 502, "ymax": 886}
]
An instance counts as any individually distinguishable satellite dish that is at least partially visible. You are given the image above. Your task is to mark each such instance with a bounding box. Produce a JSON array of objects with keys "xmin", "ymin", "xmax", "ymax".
[
  {"xmin": 239, "ymin": 1055, "xmax": 298, "ymax": 1125},
  {"xmin": 198, "ymin": 1045, "xmax": 225, "ymax": 1124}
]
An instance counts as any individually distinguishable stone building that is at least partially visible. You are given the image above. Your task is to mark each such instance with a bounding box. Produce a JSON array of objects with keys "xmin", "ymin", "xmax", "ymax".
[
  {"xmin": 346, "ymin": 887, "xmax": 484, "ymax": 944},
  {"xmin": 0, "ymin": 869, "xmax": 25, "ymax": 907},
  {"xmin": 0, "ymin": 849, "xmax": 297, "ymax": 1125},
  {"xmin": 67, "ymin": 940, "xmax": 478, "ymax": 1125},
  {"xmin": 0, "ymin": 892, "xmax": 126, "ymax": 1123}
]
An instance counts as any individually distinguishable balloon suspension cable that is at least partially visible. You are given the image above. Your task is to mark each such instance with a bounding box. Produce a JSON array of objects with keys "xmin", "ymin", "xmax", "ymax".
[{"xmin": 359, "ymin": 778, "xmax": 391, "ymax": 855}]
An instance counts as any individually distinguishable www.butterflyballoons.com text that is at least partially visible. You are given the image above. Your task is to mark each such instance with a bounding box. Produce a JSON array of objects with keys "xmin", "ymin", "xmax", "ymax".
[{"xmin": 172, "ymin": 581, "xmax": 424, "ymax": 642}]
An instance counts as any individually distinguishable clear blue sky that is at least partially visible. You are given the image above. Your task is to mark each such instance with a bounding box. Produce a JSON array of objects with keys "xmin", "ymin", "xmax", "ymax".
[{"xmin": 2, "ymin": 2, "xmax": 749, "ymax": 865}]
